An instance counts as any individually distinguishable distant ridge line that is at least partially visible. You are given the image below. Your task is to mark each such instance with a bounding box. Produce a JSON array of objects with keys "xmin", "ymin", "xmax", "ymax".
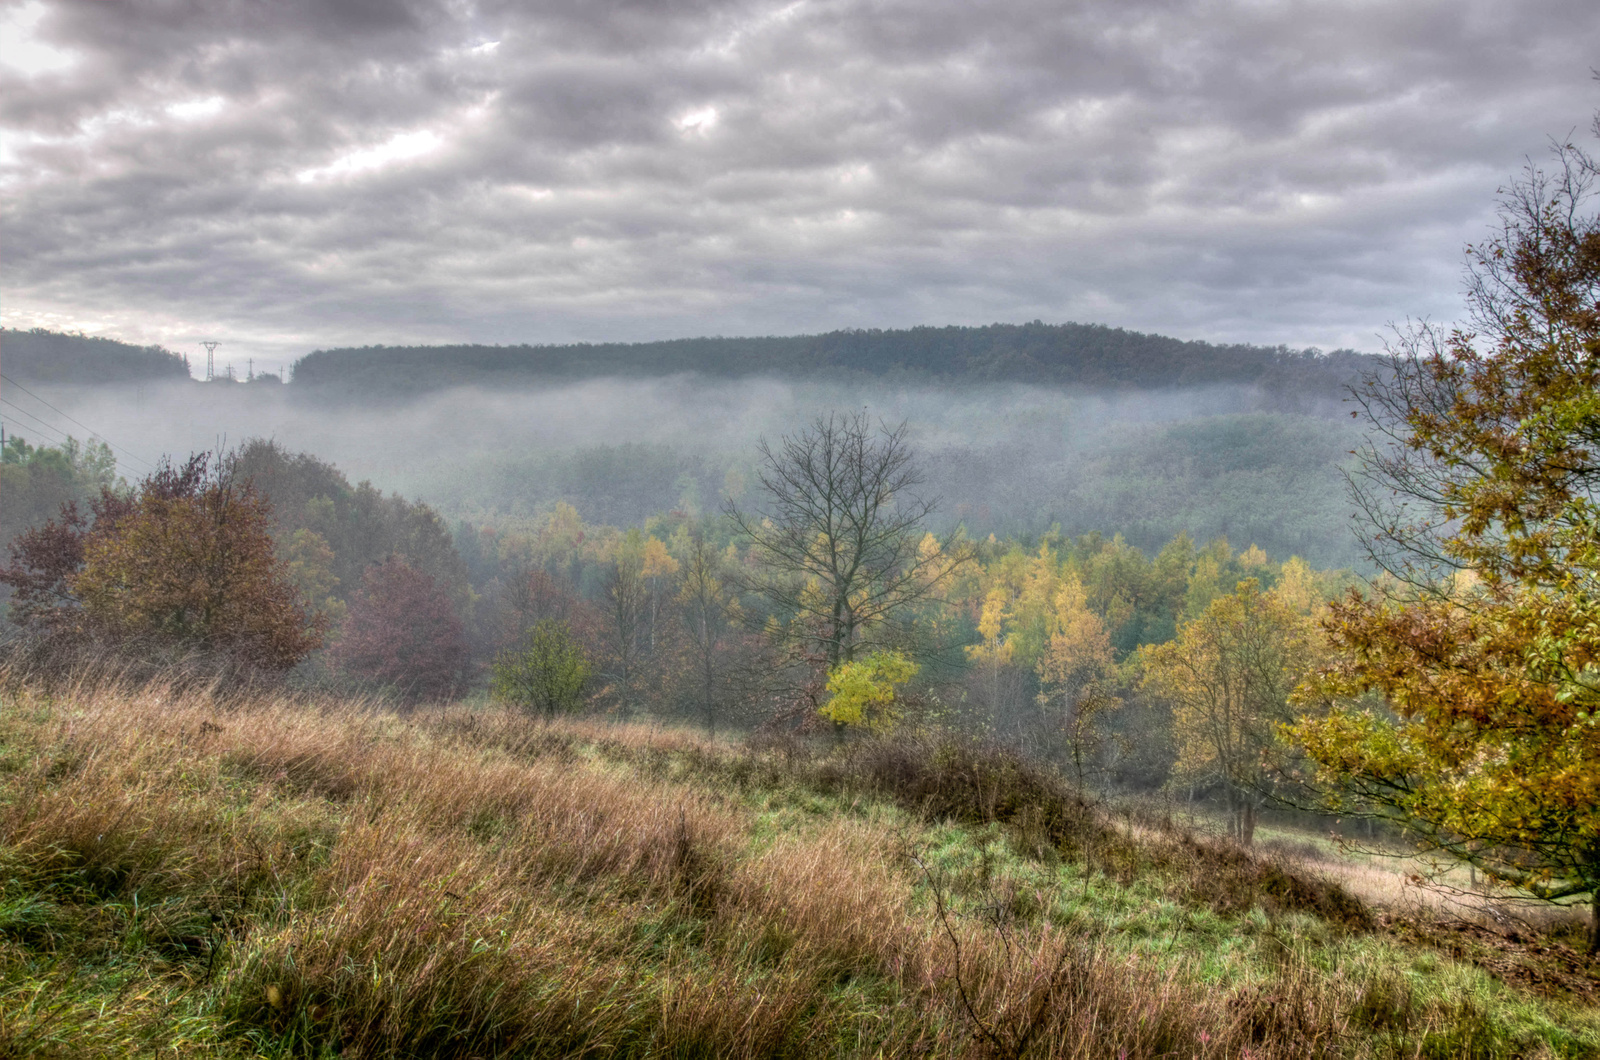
[
  {"xmin": 290, "ymin": 321, "xmax": 1378, "ymax": 398},
  {"xmin": 1, "ymin": 322, "xmax": 1380, "ymax": 405}
]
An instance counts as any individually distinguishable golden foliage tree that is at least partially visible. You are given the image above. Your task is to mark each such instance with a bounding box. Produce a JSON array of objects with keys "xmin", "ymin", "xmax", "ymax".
[
  {"xmin": 965, "ymin": 584, "xmax": 1018, "ymax": 721},
  {"xmin": 1291, "ymin": 128, "xmax": 1600, "ymax": 950},
  {"xmin": 962, "ymin": 543, "xmax": 1064, "ymax": 738},
  {"xmin": 1036, "ymin": 571, "xmax": 1120, "ymax": 788},
  {"xmin": 641, "ymin": 534, "xmax": 680, "ymax": 650},
  {"xmin": 1140, "ymin": 578, "xmax": 1319, "ymax": 844}
]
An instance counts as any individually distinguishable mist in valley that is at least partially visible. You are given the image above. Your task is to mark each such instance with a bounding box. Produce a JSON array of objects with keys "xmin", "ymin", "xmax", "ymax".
[{"xmin": 24, "ymin": 372, "xmax": 1366, "ymax": 567}]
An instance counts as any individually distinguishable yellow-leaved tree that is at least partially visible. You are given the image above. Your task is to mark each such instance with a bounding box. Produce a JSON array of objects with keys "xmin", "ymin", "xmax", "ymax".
[
  {"xmin": 641, "ymin": 534, "xmax": 679, "ymax": 651},
  {"xmin": 820, "ymin": 650, "xmax": 919, "ymax": 734},
  {"xmin": 960, "ymin": 543, "xmax": 1067, "ymax": 739},
  {"xmin": 1036, "ymin": 571, "xmax": 1120, "ymax": 788},
  {"xmin": 1139, "ymin": 576, "xmax": 1321, "ymax": 844},
  {"xmin": 965, "ymin": 584, "xmax": 1015, "ymax": 716}
]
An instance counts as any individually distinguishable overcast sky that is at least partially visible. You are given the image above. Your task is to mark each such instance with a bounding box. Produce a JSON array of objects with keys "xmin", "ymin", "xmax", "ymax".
[{"xmin": 2, "ymin": 0, "xmax": 1596, "ymax": 374}]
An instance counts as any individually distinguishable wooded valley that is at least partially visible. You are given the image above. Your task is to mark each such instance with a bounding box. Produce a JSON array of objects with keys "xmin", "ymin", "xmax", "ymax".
[{"xmin": 3, "ymin": 144, "xmax": 1599, "ymax": 1057}]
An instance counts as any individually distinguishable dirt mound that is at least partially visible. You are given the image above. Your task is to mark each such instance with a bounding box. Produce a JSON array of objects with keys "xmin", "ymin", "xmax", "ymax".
[{"xmin": 1380, "ymin": 913, "xmax": 1600, "ymax": 1003}]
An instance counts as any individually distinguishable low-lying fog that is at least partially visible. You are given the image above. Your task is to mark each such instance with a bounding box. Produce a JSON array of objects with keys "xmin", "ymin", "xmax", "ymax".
[{"xmin": 20, "ymin": 375, "xmax": 1367, "ymax": 566}]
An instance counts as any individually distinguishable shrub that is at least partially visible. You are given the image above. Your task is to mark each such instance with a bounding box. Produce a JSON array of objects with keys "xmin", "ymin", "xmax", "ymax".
[
  {"xmin": 490, "ymin": 618, "xmax": 592, "ymax": 720},
  {"xmin": 819, "ymin": 650, "xmax": 918, "ymax": 733}
]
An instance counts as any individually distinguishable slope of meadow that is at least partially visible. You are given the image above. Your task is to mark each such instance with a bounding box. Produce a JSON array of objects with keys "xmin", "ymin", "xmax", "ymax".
[{"xmin": 0, "ymin": 677, "xmax": 1596, "ymax": 1059}]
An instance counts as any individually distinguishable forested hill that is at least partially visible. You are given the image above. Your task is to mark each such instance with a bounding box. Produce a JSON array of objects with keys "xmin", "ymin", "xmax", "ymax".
[
  {"xmin": 290, "ymin": 322, "xmax": 1378, "ymax": 402},
  {"xmin": 1, "ymin": 328, "xmax": 191, "ymax": 384}
]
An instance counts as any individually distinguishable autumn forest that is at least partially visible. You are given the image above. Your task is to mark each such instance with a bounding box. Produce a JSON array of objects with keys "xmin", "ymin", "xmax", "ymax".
[{"xmin": 3, "ymin": 130, "xmax": 1600, "ymax": 1059}]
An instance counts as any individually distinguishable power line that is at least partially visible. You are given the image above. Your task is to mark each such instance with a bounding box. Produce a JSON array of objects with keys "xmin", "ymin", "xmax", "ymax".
[
  {"xmin": 0, "ymin": 399, "xmax": 74, "ymax": 445},
  {"xmin": 0, "ymin": 400, "xmax": 84, "ymax": 454},
  {"xmin": 0, "ymin": 373, "xmax": 151, "ymax": 466},
  {"xmin": 0, "ymin": 398, "xmax": 146, "ymax": 478},
  {"xmin": 0, "ymin": 372, "xmax": 154, "ymax": 470}
]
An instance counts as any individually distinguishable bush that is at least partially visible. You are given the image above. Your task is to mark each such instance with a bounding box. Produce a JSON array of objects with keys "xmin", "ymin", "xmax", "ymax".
[{"xmin": 490, "ymin": 619, "xmax": 592, "ymax": 720}]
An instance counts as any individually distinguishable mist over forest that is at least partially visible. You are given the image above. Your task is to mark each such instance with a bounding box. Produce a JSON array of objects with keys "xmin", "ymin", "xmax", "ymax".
[
  {"xmin": 1, "ymin": 324, "xmax": 1372, "ymax": 568},
  {"xmin": 7, "ymin": 2, "xmax": 1600, "ymax": 1050}
]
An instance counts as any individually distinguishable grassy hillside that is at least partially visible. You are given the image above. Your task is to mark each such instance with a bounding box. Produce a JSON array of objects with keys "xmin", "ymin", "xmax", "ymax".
[{"xmin": 2, "ymin": 676, "xmax": 1595, "ymax": 1058}]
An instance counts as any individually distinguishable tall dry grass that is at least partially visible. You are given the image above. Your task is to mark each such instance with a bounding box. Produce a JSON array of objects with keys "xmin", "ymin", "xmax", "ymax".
[{"xmin": 1, "ymin": 672, "xmax": 1593, "ymax": 1058}]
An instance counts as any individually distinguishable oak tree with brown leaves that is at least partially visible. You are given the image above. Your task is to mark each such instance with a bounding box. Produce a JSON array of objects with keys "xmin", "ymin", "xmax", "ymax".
[{"xmin": 1292, "ymin": 124, "xmax": 1600, "ymax": 952}]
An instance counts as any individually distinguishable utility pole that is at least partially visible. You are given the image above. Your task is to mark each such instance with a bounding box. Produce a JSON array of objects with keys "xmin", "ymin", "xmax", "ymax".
[
  {"xmin": 201, "ymin": 340, "xmax": 220, "ymax": 382},
  {"xmin": 247, "ymin": 358, "xmax": 254, "ymax": 381}
]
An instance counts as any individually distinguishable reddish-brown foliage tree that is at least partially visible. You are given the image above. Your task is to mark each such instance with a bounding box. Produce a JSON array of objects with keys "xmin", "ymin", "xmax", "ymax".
[
  {"xmin": 2, "ymin": 453, "xmax": 323, "ymax": 673},
  {"xmin": 1, "ymin": 501, "xmax": 92, "ymax": 633},
  {"xmin": 478, "ymin": 564, "xmax": 604, "ymax": 664},
  {"xmin": 76, "ymin": 455, "xmax": 323, "ymax": 671},
  {"xmin": 333, "ymin": 555, "xmax": 468, "ymax": 701}
]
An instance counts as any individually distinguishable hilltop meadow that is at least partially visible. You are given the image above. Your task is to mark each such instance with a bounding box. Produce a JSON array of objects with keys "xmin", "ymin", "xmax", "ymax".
[
  {"xmin": 10, "ymin": 2, "xmax": 1600, "ymax": 1054},
  {"xmin": 2, "ymin": 408, "xmax": 1599, "ymax": 1057},
  {"xmin": 2, "ymin": 674, "xmax": 1597, "ymax": 1059}
]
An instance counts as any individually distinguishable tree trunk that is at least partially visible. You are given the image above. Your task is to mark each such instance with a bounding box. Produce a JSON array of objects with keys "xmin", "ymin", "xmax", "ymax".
[
  {"xmin": 703, "ymin": 655, "xmax": 715, "ymax": 740},
  {"xmin": 829, "ymin": 595, "xmax": 844, "ymax": 669},
  {"xmin": 1241, "ymin": 799, "xmax": 1256, "ymax": 847},
  {"xmin": 1590, "ymin": 890, "xmax": 1599, "ymax": 958}
]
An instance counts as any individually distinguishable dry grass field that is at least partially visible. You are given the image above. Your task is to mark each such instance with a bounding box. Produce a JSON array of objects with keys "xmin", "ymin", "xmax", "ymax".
[{"xmin": 1, "ymin": 673, "xmax": 1596, "ymax": 1058}]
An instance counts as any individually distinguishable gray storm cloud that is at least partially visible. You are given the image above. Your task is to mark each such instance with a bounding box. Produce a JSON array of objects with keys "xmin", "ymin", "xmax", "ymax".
[{"xmin": 1, "ymin": 0, "xmax": 1596, "ymax": 370}]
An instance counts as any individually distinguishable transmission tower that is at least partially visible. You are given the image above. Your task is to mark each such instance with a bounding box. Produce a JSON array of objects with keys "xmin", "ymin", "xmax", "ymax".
[{"xmin": 201, "ymin": 340, "xmax": 220, "ymax": 382}]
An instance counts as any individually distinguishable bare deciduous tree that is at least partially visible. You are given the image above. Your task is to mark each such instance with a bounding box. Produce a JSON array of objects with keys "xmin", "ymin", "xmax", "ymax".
[
  {"xmin": 726, "ymin": 412, "xmax": 965, "ymax": 674},
  {"xmin": 602, "ymin": 553, "xmax": 647, "ymax": 718}
]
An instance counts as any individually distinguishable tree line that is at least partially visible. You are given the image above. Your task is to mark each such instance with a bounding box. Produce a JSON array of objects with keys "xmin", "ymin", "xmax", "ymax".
[
  {"xmin": 0, "ymin": 416, "xmax": 1345, "ymax": 768},
  {"xmin": 288, "ymin": 321, "xmax": 1374, "ymax": 404},
  {"xmin": 3, "ymin": 320, "xmax": 1377, "ymax": 402},
  {"xmin": 1, "ymin": 328, "xmax": 192, "ymax": 384}
]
